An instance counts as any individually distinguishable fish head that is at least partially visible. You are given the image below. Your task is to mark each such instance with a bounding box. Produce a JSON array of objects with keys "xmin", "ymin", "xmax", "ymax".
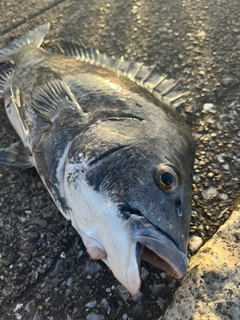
[{"xmin": 63, "ymin": 116, "xmax": 195, "ymax": 294}]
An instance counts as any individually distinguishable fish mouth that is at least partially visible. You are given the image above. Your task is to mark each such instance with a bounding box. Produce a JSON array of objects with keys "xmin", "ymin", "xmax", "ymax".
[{"xmin": 128, "ymin": 214, "xmax": 188, "ymax": 279}]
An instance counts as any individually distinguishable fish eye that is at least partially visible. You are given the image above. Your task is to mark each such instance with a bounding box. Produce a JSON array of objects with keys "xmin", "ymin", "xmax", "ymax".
[{"xmin": 154, "ymin": 164, "xmax": 180, "ymax": 192}]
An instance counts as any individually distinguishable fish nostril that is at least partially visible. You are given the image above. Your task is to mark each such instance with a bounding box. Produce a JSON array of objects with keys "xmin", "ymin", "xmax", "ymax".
[
  {"xmin": 175, "ymin": 199, "xmax": 182, "ymax": 216},
  {"xmin": 175, "ymin": 199, "xmax": 181, "ymax": 208}
]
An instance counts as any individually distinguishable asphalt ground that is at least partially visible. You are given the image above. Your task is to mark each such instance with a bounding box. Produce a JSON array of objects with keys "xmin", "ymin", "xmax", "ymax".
[{"xmin": 0, "ymin": 1, "xmax": 239, "ymax": 319}]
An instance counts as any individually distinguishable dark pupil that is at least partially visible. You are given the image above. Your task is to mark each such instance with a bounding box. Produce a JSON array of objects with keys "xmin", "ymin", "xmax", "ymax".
[{"xmin": 161, "ymin": 172, "xmax": 174, "ymax": 186}]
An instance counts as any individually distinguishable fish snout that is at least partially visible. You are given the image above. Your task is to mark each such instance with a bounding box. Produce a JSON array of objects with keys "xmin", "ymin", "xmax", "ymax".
[{"xmin": 128, "ymin": 215, "xmax": 188, "ymax": 279}]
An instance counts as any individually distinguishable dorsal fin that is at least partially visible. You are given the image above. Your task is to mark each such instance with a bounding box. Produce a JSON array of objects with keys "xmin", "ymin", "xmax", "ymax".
[
  {"xmin": 57, "ymin": 40, "xmax": 187, "ymax": 107},
  {"xmin": 0, "ymin": 24, "xmax": 49, "ymax": 63},
  {"xmin": 32, "ymin": 67, "xmax": 84, "ymax": 123}
]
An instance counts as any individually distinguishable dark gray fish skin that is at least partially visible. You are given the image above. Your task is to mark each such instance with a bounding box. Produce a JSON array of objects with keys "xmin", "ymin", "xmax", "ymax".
[{"xmin": 0, "ymin": 24, "xmax": 195, "ymax": 294}]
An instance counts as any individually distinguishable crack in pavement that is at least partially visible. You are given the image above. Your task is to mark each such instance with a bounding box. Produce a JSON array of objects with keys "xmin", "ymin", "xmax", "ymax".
[{"xmin": 0, "ymin": 0, "xmax": 68, "ymax": 36}]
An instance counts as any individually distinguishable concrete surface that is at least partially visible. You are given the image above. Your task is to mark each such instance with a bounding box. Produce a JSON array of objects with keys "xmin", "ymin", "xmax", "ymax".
[{"xmin": 161, "ymin": 209, "xmax": 240, "ymax": 320}]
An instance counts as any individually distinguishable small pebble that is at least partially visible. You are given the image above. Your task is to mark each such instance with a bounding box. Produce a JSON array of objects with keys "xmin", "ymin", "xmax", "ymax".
[
  {"xmin": 150, "ymin": 283, "xmax": 166, "ymax": 294},
  {"xmin": 207, "ymin": 172, "xmax": 214, "ymax": 178},
  {"xmin": 51, "ymin": 277, "xmax": 63, "ymax": 287},
  {"xmin": 117, "ymin": 300, "xmax": 123, "ymax": 307},
  {"xmin": 85, "ymin": 300, "xmax": 97, "ymax": 308},
  {"xmin": 188, "ymin": 235, "xmax": 203, "ymax": 253},
  {"xmin": 131, "ymin": 292, "xmax": 143, "ymax": 302},
  {"xmin": 191, "ymin": 210, "xmax": 198, "ymax": 217},
  {"xmin": 26, "ymin": 216, "xmax": 49, "ymax": 228},
  {"xmin": 52, "ymin": 259, "xmax": 64, "ymax": 276},
  {"xmin": 197, "ymin": 30, "xmax": 206, "ymax": 38},
  {"xmin": 141, "ymin": 267, "xmax": 149, "ymax": 280},
  {"xmin": 60, "ymin": 252, "xmax": 66, "ymax": 259},
  {"xmin": 14, "ymin": 304, "xmax": 23, "ymax": 312},
  {"xmin": 222, "ymin": 163, "xmax": 229, "ymax": 170},
  {"xmin": 86, "ymin": 313, "xmax": 105, "ymax": 320},
  {"xmin": 216, "ymin": 155, "xmax": 224, "ymax": 163},
  {"xmin": 218, "ymin": 193, "xmax": 228, "ymax": 201},
  {"xmin": 100, "ymin": 298, "xmax": 109, "ymax": 310},
  {"xmin": 221, "ymin": 77, "xmax": 234, "ymax": 87},
  {"xmin": 193, "ymin": 174, "xmax": 201, "ymax": 183},
  {"xmin": 1, "ymin": 206, "xmax": 9, "ymax": 214},
  {"xmin": 83, "ymin": 261, "xmax": 103, "ymax": 275},
  {"xmin": 169, "ymin": 279, "xmax": 177, "ymax": 289},
  {"xmin": 33, "ymin": 310, "xmax": 41, "ymax": 320},
  {"xmin": 35, "ymin": 293, "xmax": 42, "ymax": 301},
  {"xmin": 117, "ymin": 285, "xmax": 130, "ymax": 301},
  {"xmin": 157, "ymin": 297, "xmax": 166, "ymax": 310},
  {"xmin": 203, "ymin": 103, "xmax": 215, "ymax": 112},
  {"xmin": 203, "ymin": 186, "xmax": 218, "ymax": 199},
  {"xmin": 67, "ymin": 277, "xmax": 73, "ymax": 287},
  {"xmin": 73, "ymin": 310, "xmax": 82, "ymax": 318}
]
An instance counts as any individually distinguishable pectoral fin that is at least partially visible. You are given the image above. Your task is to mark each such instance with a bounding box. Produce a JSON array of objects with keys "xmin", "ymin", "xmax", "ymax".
[
  {"xmin": 0, "ymin": 141, "xmax": 33, "ymax": 168},
  {"xmin": 32, "ymin": 68, "xmax": 85, "ymax": 124}
]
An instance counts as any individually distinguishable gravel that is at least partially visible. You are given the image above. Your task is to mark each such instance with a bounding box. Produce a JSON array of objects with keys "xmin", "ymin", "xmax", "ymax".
[{"xmin": 0, "ymin": 0, "xmax": 240, "ymax": 319}]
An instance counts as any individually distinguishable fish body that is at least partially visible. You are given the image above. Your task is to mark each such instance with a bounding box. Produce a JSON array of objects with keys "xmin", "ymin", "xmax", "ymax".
[{"xmin": 0, "ymin": 24, "xmax": 195, "ymax": 294}]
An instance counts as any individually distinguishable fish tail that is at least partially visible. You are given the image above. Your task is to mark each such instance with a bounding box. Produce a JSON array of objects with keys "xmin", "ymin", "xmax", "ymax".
[
  {"xmin": 0, "ymin": 24, "xmax": 50, "ymax": 98},
  {"xmin": 0, "ymin": 23, "xmax": 50, "ymax": 62}
]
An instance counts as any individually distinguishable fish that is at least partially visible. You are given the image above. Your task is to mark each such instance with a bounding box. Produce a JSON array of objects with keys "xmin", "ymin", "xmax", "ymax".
[{"xmin": 0, "ymin": 24, "xmax": 195, "ymax": 295}]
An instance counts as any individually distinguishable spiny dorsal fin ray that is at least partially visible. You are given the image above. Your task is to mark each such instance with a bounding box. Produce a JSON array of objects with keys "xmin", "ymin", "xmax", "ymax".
[
  {"xmin": 57, "ymin": 40, "xmax": 187, "ymax": 108},
  {"xmin": 0, "ymin": 141, "xmax": 33, "ymax": 168},
  {"xmin": 0, "ymin": 24, "xmax": 49, "ymax": 62},
  {"xmin": 32, "ymin": 68, "xmax": 84, "ymax": 123},
  {"xmin": 135, "ymin": 65, "xmax": 156, "ymax": 85},
  {"xmin": 155, "ymin": 79, "xmax": 180, "ymax": 95}
]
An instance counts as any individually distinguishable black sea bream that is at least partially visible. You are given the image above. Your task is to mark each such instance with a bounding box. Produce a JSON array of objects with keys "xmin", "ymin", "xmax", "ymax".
[{"xmin": 0, "ymin": 24, "xmax": 195, "ymax": 294}]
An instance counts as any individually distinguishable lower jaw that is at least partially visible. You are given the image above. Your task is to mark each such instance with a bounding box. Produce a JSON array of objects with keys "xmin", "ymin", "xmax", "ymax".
[
  {"xmin": 129, "ymin": 215, "xmax": 188, "ymax": 280},
  {"xmin": 139, "ymin": 245, "xmax": 181, "ymax": 279}
]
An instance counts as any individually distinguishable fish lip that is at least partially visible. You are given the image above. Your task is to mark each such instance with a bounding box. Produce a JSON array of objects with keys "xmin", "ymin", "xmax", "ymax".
[{"xmin": 128, "ymin": 215, "xmax": 188, "ymax": 279}]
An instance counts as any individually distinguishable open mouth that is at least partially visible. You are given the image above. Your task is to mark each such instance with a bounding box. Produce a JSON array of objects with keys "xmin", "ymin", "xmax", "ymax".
[
  {"xmin": 127, "ymin": 213, "xmax": 188, "ymax": 279},
  {"xmin": 139, "ymin": 245, "xmax": 182, "ymax": 278}
]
